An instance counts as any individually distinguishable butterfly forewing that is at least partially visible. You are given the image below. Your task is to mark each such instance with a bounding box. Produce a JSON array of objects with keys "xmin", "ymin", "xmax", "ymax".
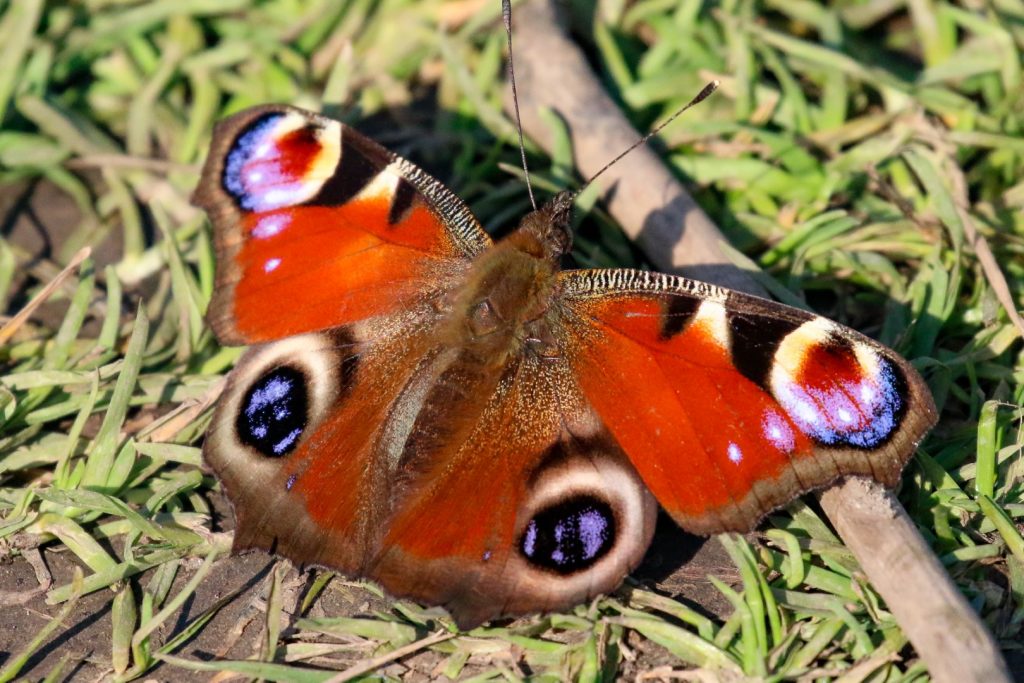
[
  {"xmin": 193, "ymin": 104, "xmax": 491, "ymax": 345},
  {"xmin": 556, "ymin": 269, "xmax": 936, "ymax": 534}
]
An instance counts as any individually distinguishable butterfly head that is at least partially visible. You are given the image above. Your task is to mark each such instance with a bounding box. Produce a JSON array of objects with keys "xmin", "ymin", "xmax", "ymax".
[{"xmin": 513, "ymin": 190, "xmax": 574, "ymax": 262}]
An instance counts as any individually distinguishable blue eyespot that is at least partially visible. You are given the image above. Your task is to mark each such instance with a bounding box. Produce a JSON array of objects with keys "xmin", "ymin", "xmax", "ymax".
[
  {"xmin": 520, "ymin": 496, "xmax": 616, "ymax": 574},
  {"xmin": 236, "ymin": 366, "xmax": 308, "ymax": 458},
  {"xmin": 775, "ymin": 356, "xmax": 903, "ymax": 449},
  {"xmin": 223, "ymin": 114, "xmax": 285, "ymax": 210}
]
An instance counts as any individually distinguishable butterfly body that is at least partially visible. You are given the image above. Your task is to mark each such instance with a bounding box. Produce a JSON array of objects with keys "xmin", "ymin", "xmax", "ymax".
[{"xmin": 195, "ymin": 104, "xmax": 936, "ymax": 628}]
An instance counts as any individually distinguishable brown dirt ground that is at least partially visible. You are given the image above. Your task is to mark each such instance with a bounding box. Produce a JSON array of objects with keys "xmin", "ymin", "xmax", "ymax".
[{"xmin": 0, "ymin": 515, "xmax": 737, "ymax": 680}]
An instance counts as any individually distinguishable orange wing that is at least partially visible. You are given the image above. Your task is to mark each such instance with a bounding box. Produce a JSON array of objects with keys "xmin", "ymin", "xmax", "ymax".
[
  {"xmin": 556, "ymin": 269, "xmax": 936, "ymax": 535},
  {"xmin": 194, "ymin": 105, "xmax": 490, "ymax": 345}
]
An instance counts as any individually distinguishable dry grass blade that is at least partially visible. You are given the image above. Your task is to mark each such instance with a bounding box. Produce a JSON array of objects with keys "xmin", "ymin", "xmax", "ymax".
[
  {"xmin": 322, "ymin": 630, "xmax": 456, "ymax": 682},
  {"xmin": 0, "ymin": 247, "xmax": 91, "ymax": 345},
  {"xmin": 918, "ymin": 118, "xmax": 1024, "ymax": 340}
]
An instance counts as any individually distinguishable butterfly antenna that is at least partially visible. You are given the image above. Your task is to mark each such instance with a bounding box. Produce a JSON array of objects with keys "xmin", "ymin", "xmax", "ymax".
[
  {"xmin": 575, "ymin": 80, "xmax": 720, "ymax": 198},
  {"xmin": 503, "ymin": 0, "xmax": 537, "ymax": 211}
]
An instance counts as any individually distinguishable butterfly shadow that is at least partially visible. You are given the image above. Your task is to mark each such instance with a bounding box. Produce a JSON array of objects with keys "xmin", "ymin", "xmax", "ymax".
[{"xmin": 629, "ymin": 511, "xmax": 741, "ymax": 621}]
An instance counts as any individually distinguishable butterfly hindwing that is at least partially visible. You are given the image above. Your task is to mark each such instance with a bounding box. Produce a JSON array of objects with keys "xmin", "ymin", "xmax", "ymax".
[
  {"xmin": 194, "ymin": 104, "xmax": 491, "ymax": 345},
  {"xmin": 202, "ymin": 309, "xmax": 437, "ymax": 574},
  {"xmin": 369, "ymin": 350, "xmax": 656, "ymax": 628},
  {"xmin": 204, "ymin": 293, "xmax": 656, "ymax": 629},
  {"xmin": 556, "ymin": 269, "xmax": 937, "ymax": 535}
]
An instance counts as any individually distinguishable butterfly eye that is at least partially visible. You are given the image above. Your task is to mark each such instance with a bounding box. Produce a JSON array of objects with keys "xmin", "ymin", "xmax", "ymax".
[
  {"xmin": 520, "ymin": 495, "xmax": 616, "ymax": 573},
  {"xmin": 468, "ymin": 300, "xmax": 501, "ymax": 337}
]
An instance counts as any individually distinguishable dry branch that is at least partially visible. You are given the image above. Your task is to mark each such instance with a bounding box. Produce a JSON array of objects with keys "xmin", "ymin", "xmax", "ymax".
[{"xmin": 506, "ymin": 2, "xmax": 1010, "ymax": 681}]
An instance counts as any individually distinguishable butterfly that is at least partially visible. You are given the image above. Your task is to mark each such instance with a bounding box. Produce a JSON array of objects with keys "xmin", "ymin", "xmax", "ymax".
[{"xmin": 193, "ymin": 104, "xmax": 937, "ymax": 629}]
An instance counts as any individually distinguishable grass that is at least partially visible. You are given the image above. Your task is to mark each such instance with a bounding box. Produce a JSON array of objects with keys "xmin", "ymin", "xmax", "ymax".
[{"xmin": 1, "ymin": 0, "xmax": 1022, "ymax": 680}]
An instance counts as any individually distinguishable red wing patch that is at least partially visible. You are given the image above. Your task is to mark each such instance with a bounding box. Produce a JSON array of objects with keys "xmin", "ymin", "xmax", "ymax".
[{"xmin": 229, "ymin": 201, "xmax": 453, "ymax": 342}]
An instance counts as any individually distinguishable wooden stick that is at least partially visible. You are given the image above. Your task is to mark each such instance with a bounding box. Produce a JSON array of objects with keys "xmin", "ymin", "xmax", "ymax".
[
  {"xmin": 504, "ymin": 5, "xmax": 756, "ymax": 296},
  {"xmin": 507, "ymin": 2, "xmax": 1010, "ymax": 681}
]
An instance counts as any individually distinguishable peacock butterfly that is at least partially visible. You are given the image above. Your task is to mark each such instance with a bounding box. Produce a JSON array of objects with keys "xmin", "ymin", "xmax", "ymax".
[{"xmin": 193, "ymin": 101, "xmax": 936, "ymax": 628}]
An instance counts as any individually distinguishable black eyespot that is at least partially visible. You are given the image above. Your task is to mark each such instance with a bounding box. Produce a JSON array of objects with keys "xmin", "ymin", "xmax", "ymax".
[
  {"xmin": 520, "ymin": 496, "xmax": 616, "ymax": 574},
  {"xmin": 236, "ymin": 366, "xmax": 308, "ymax": 458}
]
